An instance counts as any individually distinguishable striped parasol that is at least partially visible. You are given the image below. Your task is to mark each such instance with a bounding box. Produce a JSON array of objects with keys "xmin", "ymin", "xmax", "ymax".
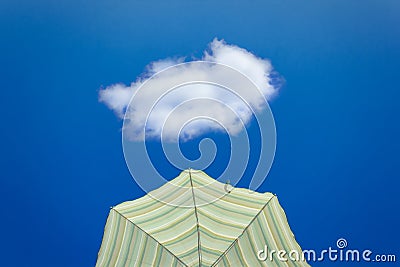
[{"xmin": 96, "ymin": 170, "xmax": 310, "ymax": 267}]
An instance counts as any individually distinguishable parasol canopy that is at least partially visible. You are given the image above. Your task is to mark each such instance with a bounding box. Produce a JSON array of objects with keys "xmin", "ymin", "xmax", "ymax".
[{"xmin": 96, "ymin": 170, "xmax": 309, "ymax": 266}]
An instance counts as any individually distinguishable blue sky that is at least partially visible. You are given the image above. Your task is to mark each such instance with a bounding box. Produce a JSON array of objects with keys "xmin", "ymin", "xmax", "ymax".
[{"xmin": 1, "ymin": 0, "xmax": 399, "ymax": 266}]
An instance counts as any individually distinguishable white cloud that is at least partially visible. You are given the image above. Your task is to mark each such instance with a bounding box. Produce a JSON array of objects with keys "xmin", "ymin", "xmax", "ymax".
[{"xmin": 99, "ymin": 38, "xmax": 281, "ymax": 142}]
